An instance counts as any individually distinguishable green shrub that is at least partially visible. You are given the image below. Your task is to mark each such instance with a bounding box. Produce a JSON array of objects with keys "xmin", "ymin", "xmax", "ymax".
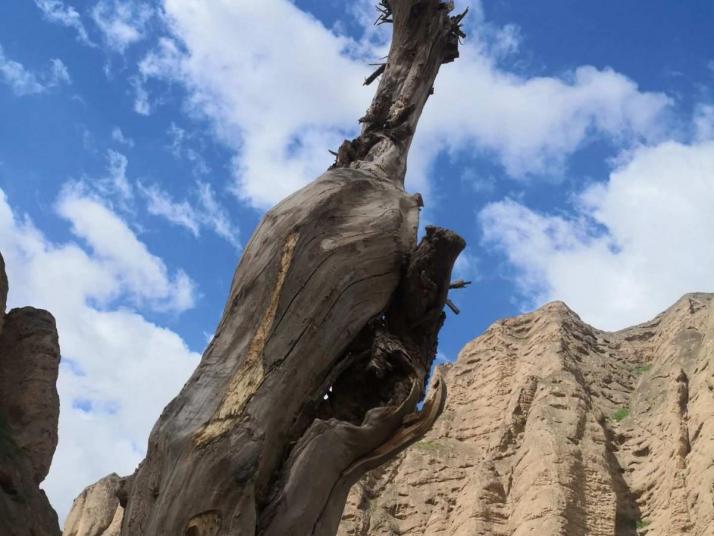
[
  {"xmin": 414, "ymin": 439, "xmax": 441, "ymax": 451},
  {"xmin": 635, "ymin": 518, "xmax": 650, "ymax": 529},
  {"xmin": 610, "ymin": 407, "xmax": 630, "ymax": 422},
  {"xmin": 634, "ymin": 364, "xmax": 652, "ymax": 375}
]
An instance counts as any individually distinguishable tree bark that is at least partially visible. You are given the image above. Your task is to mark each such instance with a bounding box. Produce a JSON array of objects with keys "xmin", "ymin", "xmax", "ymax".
[{"xmin": 120, "ymin": 2, "xmax": 466, "ymax": 535}]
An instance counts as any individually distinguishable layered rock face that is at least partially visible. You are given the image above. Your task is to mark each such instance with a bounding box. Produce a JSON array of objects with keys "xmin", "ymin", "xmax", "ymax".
[
  {"xmin": 339, "ymin": 294, "xmax": 714, "ymax": 536},
  {"xmin": 0, "ymin": 252, "xmax": 62, "ymax": 536}
]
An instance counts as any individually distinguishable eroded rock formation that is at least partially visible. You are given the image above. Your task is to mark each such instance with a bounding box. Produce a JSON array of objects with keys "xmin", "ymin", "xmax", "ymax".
[
  {"xmin": 339, "ymin": 294, "xmax": 714, "ymax": 536},
  {"xmin": 0, "ymin": 252, "xmax": 62, "ymax": 536},
  {"xmin": 63, "ymin": 473, "xmax": 124, "ymax": 536}
]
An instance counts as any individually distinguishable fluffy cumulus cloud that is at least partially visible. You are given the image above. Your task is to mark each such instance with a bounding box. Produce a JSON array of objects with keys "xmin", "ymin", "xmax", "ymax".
[
  {"xmin": 92, "ymin": 0, "xmax": 154, "ymax": 52},
  {"xmin": 421, "ymin": 58, "xmax": 671, "ymax": 178},
  {"xmin": 139, "ymin": 0, "xmax": 373, "ymax": 208},
  {"xmin": 480, "ymin": 139, "xmax": 714, "ymax": 330},
  {"xmin": 0, "ymin": 187, "xmax": 200, "ymax": 521},
  {"xmin": 132, "ymin": 0, "xmax": 672, "ymax": 208},
  {"xmin": 57, "ymin": 188, "xmax": 196, "ymax": 312},
  {"xmin": 0, "ymin": 45, "xmax": 71, "ymax": 96},
  {"xmin": 410, "ymin": 5, "xmax": 672, "ymax": 187}
]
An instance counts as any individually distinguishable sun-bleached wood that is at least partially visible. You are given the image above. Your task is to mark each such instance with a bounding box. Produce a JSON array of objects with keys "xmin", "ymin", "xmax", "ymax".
[{"xmin": 117, "ymin": 2, "xmax": 466, "ymax": 534}]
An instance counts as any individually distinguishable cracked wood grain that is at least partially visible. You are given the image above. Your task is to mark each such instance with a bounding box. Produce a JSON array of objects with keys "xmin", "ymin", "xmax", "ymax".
[{"xmin": 113, "ymin": 3, "xmax": 466, "ymax": 534}]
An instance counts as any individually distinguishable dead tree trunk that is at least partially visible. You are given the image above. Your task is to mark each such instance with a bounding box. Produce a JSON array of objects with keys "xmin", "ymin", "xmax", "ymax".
[{"xmin": 120, "ymin": 2, "xmax": 466, "ymax": 534}]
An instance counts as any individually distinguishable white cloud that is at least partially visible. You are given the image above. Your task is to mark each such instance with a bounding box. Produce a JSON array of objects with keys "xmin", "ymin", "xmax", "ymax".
[
  {"xmin": 0, "ymin": 188, "xmax": 200, "ymax": 522},
  {"xmin": 479, "ymin": 140, "xmax": 714, "ymax": 330},
  {"xmin": 133, "ymin": 0, "xmax": 672, "ymax": 210},
  {"xmin": 57, "ymin": 186, "xmax": 196, "ymax": 313},
  {"xmin": 130, "ymin": 76, "xmax": 151, "ymax": 115},
  {"xmin": 195, "ymin": 181, "xmax": 241, "ymax": 248},
  {"xmin": 49, "ymin": 58, "xmax": 71, "ymax": 85},
  {"xmin": 0, "ymin": 45, "xmax": 71, "ymax": 96},
  {"xmin": 139, "ymin": 181, "xmax": 241, "ymax": 249},
  {"xmin": 111, "ymin": 126, "xmax": 135, "ymax": 147},
  {"xmin": 70, "ymin": 150, "xmax": 134, "ymax": 208},
  {"xmin": 75, "ymin": 149, "xmax": 239, "ymax": 249},
  {"xmin": 140, "ymin": 0, "xmax": 373, "ymax": 208},
  {"xmin": 104, "ymin": 149, "xmax": 133, "ymax": 201},
  {"xmin": 418, "ymin": 55, "xmax": 671, "ymax": 180},
  {"xmin": 0, "ymin": 48, "xmax": 45, "ymax": 95},
  {"xmin": 166, "ymin": 122, "xmax": 186, "ymax": 157},
  {"xmin": 91, "ymin": 0, "xmax": 154, "ymax": 53},
  {"xmin": 461, "ymin": 168, "xmax": 497, "ymax": 194},
  {"xmin": 166, "ymin": 123, "xmax": 209, "ymax": 175},
  {"xmin": 140, "ymin": 183, "xmax": 199, "ymax": 235},
  {"xmin": 34, "ymin": 0, "xmax": 94, "ymax": 46},
  {"xmin": 694, "ymin": 103, "xmax": 714, "ymax": 142}
]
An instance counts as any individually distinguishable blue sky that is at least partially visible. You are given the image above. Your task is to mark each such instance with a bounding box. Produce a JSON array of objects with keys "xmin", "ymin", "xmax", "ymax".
[{"xmin": 1, "ymin": 0, "xmax": 713, "ymax": 523}]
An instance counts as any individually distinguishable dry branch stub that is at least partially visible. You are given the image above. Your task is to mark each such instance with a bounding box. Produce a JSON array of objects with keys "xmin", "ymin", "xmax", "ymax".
[
  {"xmin": 333, "ymin": 0, "xmax": 468, "ymax": 185},
  {"xmin": 116, "ymin": 2, "xmax": 466, "ymax": 535}
]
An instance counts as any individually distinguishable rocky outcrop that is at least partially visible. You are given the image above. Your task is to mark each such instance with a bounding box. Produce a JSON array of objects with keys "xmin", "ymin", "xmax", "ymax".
[
  {"xmin": 0, "ymin": 307, "xmax": 61, "ymax": 484},
  {"xmin": 63, "ymin": 473, "xmax": 124, "ymax": 536},
  {"xmin": 339, "ymin": 294, "xmax": 714, "ymax": 536},
  {"xmin": 0, "ymin": 252, "xmax": 62, "ymax": 536}
]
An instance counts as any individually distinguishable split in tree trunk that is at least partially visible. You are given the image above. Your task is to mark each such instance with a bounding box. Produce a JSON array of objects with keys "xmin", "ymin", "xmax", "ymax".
[{"xmin": 119, "ymin": 2, "xmax": 467, "ymax": 534}]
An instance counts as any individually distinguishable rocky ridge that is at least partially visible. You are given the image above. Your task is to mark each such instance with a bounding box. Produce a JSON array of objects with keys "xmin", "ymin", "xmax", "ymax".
[
  {"xmin": 0, "ymin": 252, "xmax": 62, "ymax": 535},
  {"xmin": 339, "ymin": 295, "xmax": 714, "ymax": 536}
]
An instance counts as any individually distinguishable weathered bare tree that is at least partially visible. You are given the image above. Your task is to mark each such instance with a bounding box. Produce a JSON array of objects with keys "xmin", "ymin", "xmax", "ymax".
[{"xmin": 119, "ymin": 2, "xmax": 467, "ymax": 534}]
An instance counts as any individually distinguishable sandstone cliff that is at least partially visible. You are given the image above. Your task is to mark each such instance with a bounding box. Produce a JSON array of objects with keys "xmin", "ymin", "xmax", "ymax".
[
  {"xmin": 339, "ymin": 295, "xmax": 714, "ymax": 536},
  {"xmin": 0, "ymin": 252, "xmax": 62, "ymax": 536},
  {"xmin": 63, "ymin": 473, "xmax": 124, "ymax": 536}
]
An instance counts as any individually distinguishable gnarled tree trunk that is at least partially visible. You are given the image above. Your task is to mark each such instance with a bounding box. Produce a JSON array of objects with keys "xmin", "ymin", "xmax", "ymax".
[{"xmin": 119, "ymin": 2, "xmax": 466, "ymax": 534}]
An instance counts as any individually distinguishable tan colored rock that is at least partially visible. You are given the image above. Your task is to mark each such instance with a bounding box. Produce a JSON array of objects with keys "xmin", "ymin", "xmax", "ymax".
[
  {"xmin": 0, "ymin": 251, "xmax": 61, "ymax": 536},
  {"xmin": 340, "ymin": 294, "xmax": 714, "ymax": 536},
  {"xmin": 63, "ymin": 473, "xmax": 124, "ymax": 536}
]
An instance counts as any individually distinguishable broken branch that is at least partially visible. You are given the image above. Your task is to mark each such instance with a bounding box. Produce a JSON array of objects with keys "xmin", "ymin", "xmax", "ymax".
[
  {"xmin": 364, "ymin": 63, "xmax": 386, "ymax": 86},
  {"xmin": 446, "ymin": 298, "xmax": 460, "ymax": 315}
]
